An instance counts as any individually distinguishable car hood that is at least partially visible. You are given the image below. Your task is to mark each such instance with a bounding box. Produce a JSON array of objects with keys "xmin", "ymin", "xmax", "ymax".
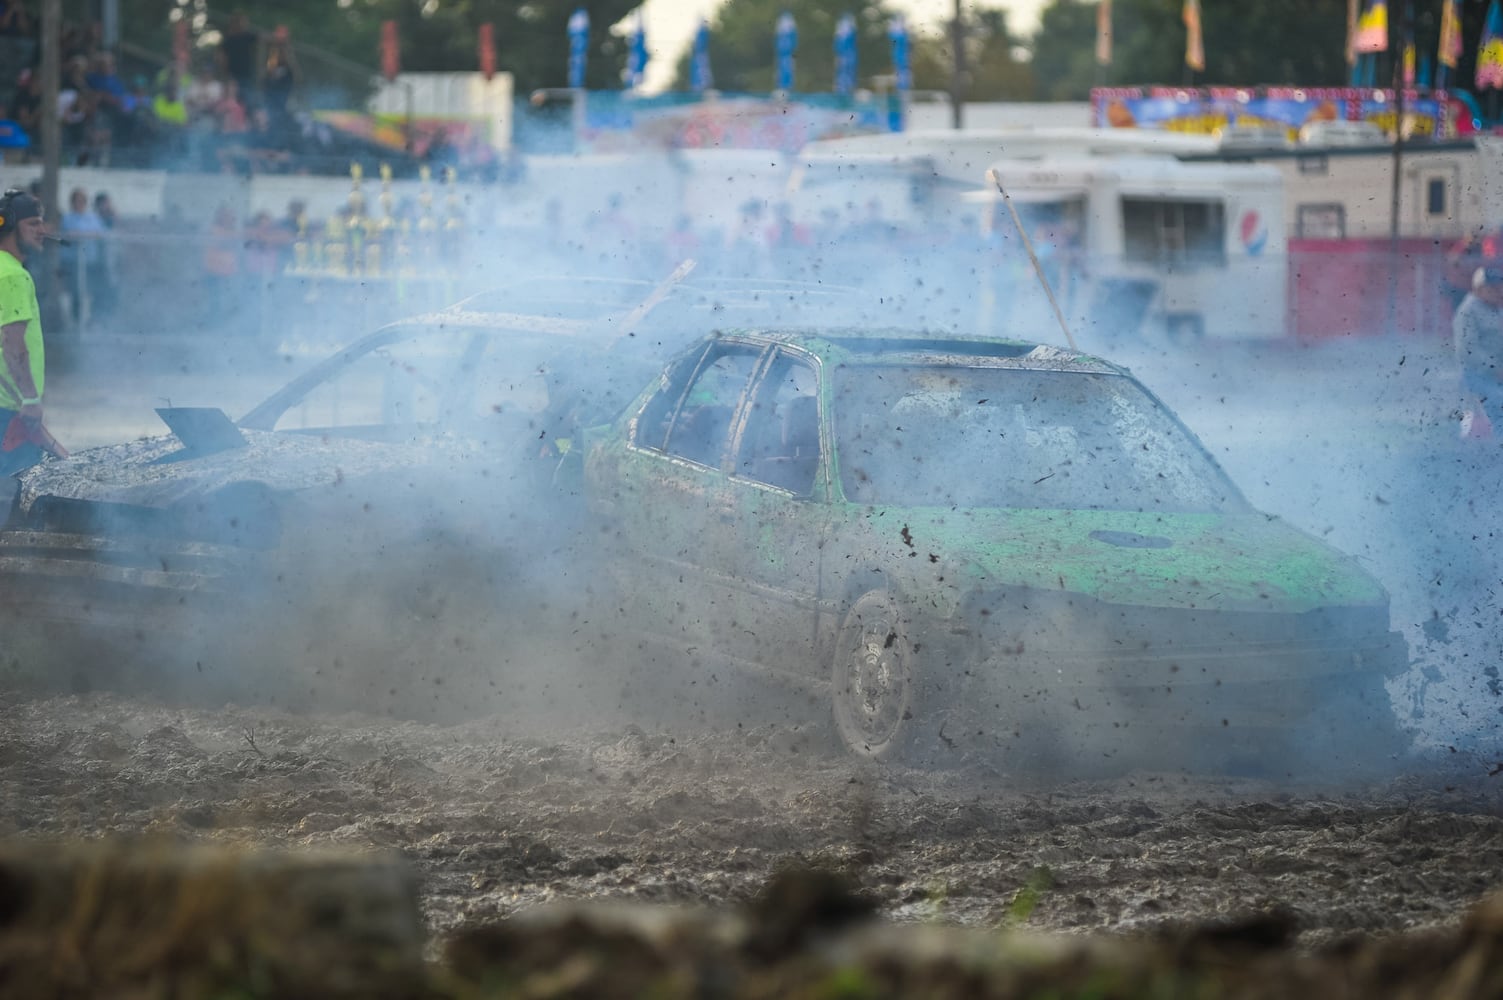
[
  {"xmin": 863, "ymin": 507, "xmax": 1387, "ymax": 614},
  {"xmin": 14, "ymin": 429, "xmax": 439, "ymax": 514}
]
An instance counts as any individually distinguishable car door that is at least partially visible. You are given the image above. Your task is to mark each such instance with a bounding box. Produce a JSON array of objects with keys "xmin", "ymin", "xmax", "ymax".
[
  {"xmin": 603, "ymin": 339, "xmax": 767, "ymax": 650},
  {"xmin": 721, "ymin": 348, "xmax": 828, "ymax": 682}
]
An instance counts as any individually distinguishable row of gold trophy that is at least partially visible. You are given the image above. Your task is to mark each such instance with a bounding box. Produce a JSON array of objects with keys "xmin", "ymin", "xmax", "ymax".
[{"xmin": 290, "ymin": 163, "xmax": 466, "ymax": 279}]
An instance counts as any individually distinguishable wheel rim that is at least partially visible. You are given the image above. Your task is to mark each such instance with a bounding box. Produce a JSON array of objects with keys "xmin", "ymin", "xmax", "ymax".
[{"xmin": 834, "ymin": 594, "xmax": 911, "ymax": 755}]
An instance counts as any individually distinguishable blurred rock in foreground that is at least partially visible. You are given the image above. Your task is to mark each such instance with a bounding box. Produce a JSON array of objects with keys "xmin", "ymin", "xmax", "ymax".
[
  {"xmin": 0, "ymin": 840, "xmax": 426, "ymax": 1000},
  {"xmin": 5, "ymin": 846, "xmax": 1503, "ymax": 999}
]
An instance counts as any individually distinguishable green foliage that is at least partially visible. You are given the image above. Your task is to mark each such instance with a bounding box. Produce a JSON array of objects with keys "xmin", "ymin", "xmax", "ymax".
[
  {"xmin": 1030, "ymin": 0, "xmax": 1351, "ymax": 101},
  {"xmin": 670, "ymin": 0, "xmax": 903, "ymax": 93},
  {"xmin": 810, "ymin": 965, "xmax": 880, "ymax": 1000},
  {"xmin": 911, "ymin": 8, "xmax": 1035, "ymax": 100},
  {"xmin": 1006, "ymin": 865, "xmax": 1056, "ymax": 926}
]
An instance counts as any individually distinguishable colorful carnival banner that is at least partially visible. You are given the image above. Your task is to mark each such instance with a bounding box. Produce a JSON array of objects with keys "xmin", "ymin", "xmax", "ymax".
[{"xmin": 1091, "ymin": 86, "xmax": 1469, "ymax": 139}]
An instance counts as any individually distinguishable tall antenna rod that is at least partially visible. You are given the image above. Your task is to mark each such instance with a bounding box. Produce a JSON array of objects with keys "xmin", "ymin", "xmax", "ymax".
[{"xmin": 986, "ymin": 168, "xmax": 1079, "ymax": 351}]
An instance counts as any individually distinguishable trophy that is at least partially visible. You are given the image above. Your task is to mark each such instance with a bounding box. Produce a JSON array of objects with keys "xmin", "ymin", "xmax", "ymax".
[
  {"xmin": 291, "ymin": 207, "xmax": 310, "ymax": 273},
  {"xmin": 347, "ymin": 162, "xmax": 367, "ymax": 275}
]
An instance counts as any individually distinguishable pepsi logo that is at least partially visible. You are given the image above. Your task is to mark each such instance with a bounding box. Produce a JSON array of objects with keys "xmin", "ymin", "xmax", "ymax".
[{"xmin": 1239, "ymin": 209, "xmax": 1268, "ymax": 256}]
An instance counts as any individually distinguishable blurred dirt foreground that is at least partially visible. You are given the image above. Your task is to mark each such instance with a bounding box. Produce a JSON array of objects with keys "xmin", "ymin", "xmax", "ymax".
[{"xmin": 0, "ymin": 841, "xmax": 1502, "ymax": 1000}]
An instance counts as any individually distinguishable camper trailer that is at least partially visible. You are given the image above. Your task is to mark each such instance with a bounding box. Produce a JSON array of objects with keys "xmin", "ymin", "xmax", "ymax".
[
  {"xmin": 972, "ymin": 155, "xmax": 1287, "ymax": 341},
  {"xmin": 785, "ymin": 128, "xmax": 1227, "ymax": 233}
]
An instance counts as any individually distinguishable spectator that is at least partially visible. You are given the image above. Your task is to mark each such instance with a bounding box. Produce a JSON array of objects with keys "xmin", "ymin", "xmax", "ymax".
[
  {"xmin": 58, "ymin": 55, "xmax": 100, "ymax": 163},
  {"xmin": 86, "ymin": 51, "xmax": 138, "ymax": 149},
  {"xmin": 243, "ymin": 210, "xmax": 284, "ymax": 338},
  {"xmin": 663, "ymin": 213, "xmax": 700, "ymax": 268},
  {"xmin": 93, "ymin": 191, "xmax": 116, "ymax": 229},
  {"xmin": 201, "ymin": 204, "xmax": 242, "ymax": 331},
  {"xmin": 150, "ymin": 73, "xmax": 189, "ymax": 164},
  {"xmin": 89, "ymin": 191, "xmax": 118, "ymax": 323},
  {"xmin": 1454, "ymin": 264, "xmax": 1503, "ymax": 438},
  {"xmin": 0, "ymin": 1, "xmax": 34, "ymax": 36},
  {"xmin": 59, "ymin": 187, "xmax": 107, "ymax": 329},
  {"xmin": 764, "ymin": 201, "xmax": 812, "ymax": 251},
  {"xmin": 184, "ymin": 61, "xmax": 224, "ymax": 122},
  {"xmin": 217, "ymin": 11, "xmax": 260, "ymax": 107},
  {"xmin": 11, "ymin": 69, "xmax": 39, "ymax": 139},
  {"xmin": 262, "ymin": 34, "xmax": 298, "ymax": 127},
  {"xmin": 212, "ymin": 79, "xmax": 250, "ymax": 173},
  {"xmin": 1445, "ymin": 226, "xmax": 1503, "ymax": 314}
]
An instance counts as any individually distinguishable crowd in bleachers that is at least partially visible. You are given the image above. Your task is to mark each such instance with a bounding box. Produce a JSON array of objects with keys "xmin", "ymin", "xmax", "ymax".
[{"xmin": 0, "ymin": 4, "xmax": 354, "ymax": 173}]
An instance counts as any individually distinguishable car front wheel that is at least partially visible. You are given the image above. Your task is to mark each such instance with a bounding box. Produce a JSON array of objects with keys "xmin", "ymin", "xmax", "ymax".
[{"xmin": 831, "ymin": 589, "xmax": 917, "ymax": 761}]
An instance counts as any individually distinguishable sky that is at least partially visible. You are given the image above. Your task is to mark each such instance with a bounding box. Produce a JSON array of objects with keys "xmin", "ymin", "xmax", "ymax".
[{"xmin": 635, "ymin": 0, "xmax": 1049, "ymax": 92}]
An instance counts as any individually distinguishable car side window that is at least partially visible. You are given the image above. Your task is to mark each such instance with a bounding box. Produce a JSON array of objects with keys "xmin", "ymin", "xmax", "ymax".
[
  {"xmin": 737, "ymin": 353, "xmax": 820, "ymax": 494},
  {"xmin": 660, "ymin": 346, "xmax": 762, "ymax": 468},
  {"xmin": 634, "ymin": 349, "xmax": 707, "ymax": 452}
]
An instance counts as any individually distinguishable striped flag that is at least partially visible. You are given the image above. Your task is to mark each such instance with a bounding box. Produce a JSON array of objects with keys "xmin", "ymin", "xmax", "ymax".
[
  {"xmin": 775, "ymin": 11, "xmax": 797, "ymax": 91},
  {"xmin": 381, "ymin": 21, "xmax": 400, "ymax": 81},
  {"xmin": 479, "ymin": 23, "xmax": 496, "ymax": 81},
  {"xmin": 834, "ymin": 13, "xmax": 857, "ymax": 95},
  {"xmin": 1439, "ymin": 0, "xmax": 1463, "ymax": 70},
  {"xmin": 1096, "ymin": 0, "xmax": 1112, "ymax": 66},
  {"xmin": 1353, "ymin": 0, "xmax": 1388, "ymax": 54},
  {"xmin": 1182, "ymin": 0, "xmax": 1204, "ymax": 72},
  {"xmin": 1480, "ymin": 0, "xmax": 1503, "ymax": 90},
  {"xmin": 567, "ymin": 8, "xmax": 589, "ymax": 89},
  {"xmin": 691, "ymin": 19, "xmax": 713, "ymax": 92},
  {"xmin": 626, "ymin": 13, "xmax": 649, "ymax": 90},
  {"xmin": 889, "ymin": 14, "xmax": 911, "ymax": 92}
]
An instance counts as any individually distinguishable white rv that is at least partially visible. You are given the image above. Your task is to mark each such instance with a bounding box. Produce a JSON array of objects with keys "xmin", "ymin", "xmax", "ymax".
[
  {"xmin": 786, "ymin": 128, "xmax": 1226, "ymax": 234},
  {"xmin": 969, "ymin": 155, "xmax": 1287, "ymax": 341}
]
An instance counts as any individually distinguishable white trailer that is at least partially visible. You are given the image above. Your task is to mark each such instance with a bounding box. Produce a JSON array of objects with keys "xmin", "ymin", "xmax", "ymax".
[
  {"xmin": 1186, "ymin": 135, "xmax": 1503, "ymax": 241},
  {"xmin": 971, "ymin": 155, "xmax": 1288, "ymax": 341}
]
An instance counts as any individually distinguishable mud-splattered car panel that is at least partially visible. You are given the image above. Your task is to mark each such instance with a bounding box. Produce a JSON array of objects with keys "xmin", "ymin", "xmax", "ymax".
[{"xmin": 583, "ymin": 330, "xmax": 1410, "ymax": 773}]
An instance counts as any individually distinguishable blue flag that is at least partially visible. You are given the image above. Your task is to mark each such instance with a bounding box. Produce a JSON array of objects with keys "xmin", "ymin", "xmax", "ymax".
[
  {"xmin": 568, "ymin": 8, "xmax": 589, "ymax": 89},
  {"xmin": 834, "ymin": 13, "xmax": 857, "ymax": 95},
  {"xmin": 889, "ymin": 15, "xmax": 911, "ymax": 92},
  {"xmin": 627, "ymin": 13, "xmax": 649, "ymax": 90},
  {"xmin": 775, "ymin": 11, "xmax": 797, "ymax": 91},
  {"xmin": 691, "ymin": 19, "xmax": 713, "ymax": 92}
]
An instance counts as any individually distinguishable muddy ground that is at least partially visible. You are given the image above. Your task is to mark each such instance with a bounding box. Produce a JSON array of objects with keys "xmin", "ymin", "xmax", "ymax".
[
  {"xmin": 6, "ymin": 336, "xmax": 1503, "ymax": 983},
  {"xmin": 3, "ymin": 688, "xmax": 1502, "ymax": 955}
]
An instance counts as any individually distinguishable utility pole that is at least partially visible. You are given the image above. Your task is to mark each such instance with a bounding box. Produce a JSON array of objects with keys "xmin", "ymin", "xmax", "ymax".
[
  {"xmin": 1387, "ymin": 1, "xmax": 1411, "ymax": 335},
  {"xmin": 40, "ymin": 0, "xmax": 60, "ymax": 241},
  {"xmin": 949, "ymin": 0, "xmax": 967, "ymax": 130}
]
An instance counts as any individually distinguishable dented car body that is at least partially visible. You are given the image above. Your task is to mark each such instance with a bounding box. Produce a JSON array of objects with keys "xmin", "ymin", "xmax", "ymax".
[{"xmin": 583, "ymin": 330, "xmax": 1410, "ymax": 774}]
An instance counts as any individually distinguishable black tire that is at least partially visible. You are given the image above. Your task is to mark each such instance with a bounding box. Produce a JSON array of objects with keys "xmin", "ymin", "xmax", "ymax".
[{"xmin": 830, "ymin": 589, "xmax": 918, "ymax": 762}]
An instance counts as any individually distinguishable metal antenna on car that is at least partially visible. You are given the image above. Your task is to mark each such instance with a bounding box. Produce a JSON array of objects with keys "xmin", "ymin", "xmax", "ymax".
[
  {"xmin": 615, "ymin": 258, "xmax": 698, "ymax": 342},
  {"xmin": 986, "ymin": 169, "xmax": 1079, "ymax": 352}
]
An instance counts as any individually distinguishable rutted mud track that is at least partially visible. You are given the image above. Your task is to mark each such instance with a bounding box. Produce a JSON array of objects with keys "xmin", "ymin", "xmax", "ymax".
[{"xmin": 3, "ymin": 692, "xmax": 1502, "ymax": 950}]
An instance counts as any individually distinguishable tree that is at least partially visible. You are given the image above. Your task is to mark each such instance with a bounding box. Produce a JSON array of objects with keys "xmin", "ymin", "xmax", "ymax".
[
  {"xmin": 911, "ymin": 8, "xmax": 1034, "ymax": 100},
  {"xmin": 1030, "ymin": 0, "xmax": 1350, "ymax": 101},
  {"xmin": 670, "ymin": 0, "xmax": 904, "ymax": 93}
]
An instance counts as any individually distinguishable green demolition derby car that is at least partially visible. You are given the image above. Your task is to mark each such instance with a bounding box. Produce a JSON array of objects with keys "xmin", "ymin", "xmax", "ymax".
[{"xmin": 579, "ymin": 330, "xmax": 1410, "ymax": 776}]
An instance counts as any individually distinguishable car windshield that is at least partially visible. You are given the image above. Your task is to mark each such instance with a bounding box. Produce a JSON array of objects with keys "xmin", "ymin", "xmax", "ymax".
[{"xmin": 832, "ymin": 364, "xmax": 1241, "ymax": 513}]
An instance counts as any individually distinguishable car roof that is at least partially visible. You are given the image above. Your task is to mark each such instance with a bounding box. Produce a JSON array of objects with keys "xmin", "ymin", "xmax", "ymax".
[{"xmin": 710, "ymin": 328, "xmax": 1124, "ymax": 375}]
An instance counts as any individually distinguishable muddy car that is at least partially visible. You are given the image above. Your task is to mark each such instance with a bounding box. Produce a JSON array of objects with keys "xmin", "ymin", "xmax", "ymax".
[
  {"xmin": 0, "ymin": 276, "xmax": 935, "ymax": 709},
  {"xmin": 582, "ymin": 330, "xmax": 1411, "ymax": 777},
  {"xmin": 0, "ymin": 294, "xmax": 664, "ymax": 704}
]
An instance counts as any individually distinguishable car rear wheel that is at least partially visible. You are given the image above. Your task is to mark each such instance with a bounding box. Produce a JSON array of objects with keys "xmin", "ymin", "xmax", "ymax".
[{"xmin": 831, "ymin": 589, "xmax": 917, "ymax": 761}]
